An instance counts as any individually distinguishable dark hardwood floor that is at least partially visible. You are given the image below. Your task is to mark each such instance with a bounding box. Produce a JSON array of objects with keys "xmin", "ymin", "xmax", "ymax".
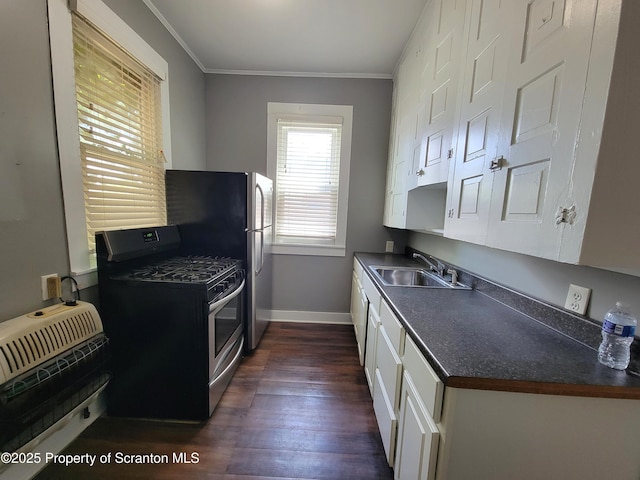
[{"xmin": 36, "ymin": 322, "xmax": 393, "ymax": 479}]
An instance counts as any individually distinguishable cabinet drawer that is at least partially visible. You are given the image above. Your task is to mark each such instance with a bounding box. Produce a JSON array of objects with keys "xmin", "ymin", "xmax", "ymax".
[
  {"xmin": 376, "ymin": 326, "xmax": 403, "ymax": 411},
  {"xmin": 403, "ymin": 335, "xmax": 444, "ymax": 423},
  {"xmin": 373, "ymin": 368, "xmax": 397, "ymax": 466},
  {"xmin": 353, "ymin": 257, "xmax": 364, "ymax": 280},
  {"xmin": 362, "ymin": 272, "xmax": 381, "ymax": 313},
  {"xmin": 380, "ymin": 300, "xmax": 405, "ymax": 356}
]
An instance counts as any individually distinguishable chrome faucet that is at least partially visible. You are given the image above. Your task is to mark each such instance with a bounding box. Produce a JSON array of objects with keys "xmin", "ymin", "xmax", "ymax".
[
  {"xmin": 447, "ymin": 268, "xmax": 459, "ymax": 286},
  {"xmin": 412, "ymin": 252, "xmax": 445, "ymax": 276}
]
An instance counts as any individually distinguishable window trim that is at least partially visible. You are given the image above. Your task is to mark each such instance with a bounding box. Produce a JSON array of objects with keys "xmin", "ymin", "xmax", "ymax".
[
  {"xmin": 267, "ymin": 102, "xmax": 352, "ymax": 257},
  {"xmin": 48, "ymin": 0, "xmax": 171, "ymax": 288}
]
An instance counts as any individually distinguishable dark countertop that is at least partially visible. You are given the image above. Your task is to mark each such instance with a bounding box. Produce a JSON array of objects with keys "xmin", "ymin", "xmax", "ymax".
[{"xmin": 355, "ymin": 252, "xmax": 640, "ymax": 399}]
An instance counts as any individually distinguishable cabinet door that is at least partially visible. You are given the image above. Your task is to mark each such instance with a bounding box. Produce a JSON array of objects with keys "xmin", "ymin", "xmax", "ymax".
[
  {"xmin": 376, "ymin": 326, "xmax": 403, "ymax": 411},
  {"xmin": 350, "ymin": 270, "xmax": 368, "ymax": 365},
  {"xmin": 445, "ymin": 0, "xmax": 516, "ymax": 244},
  {"xmin": 418, "ymin": 0, "xmax": 468, "ymax": 187},
  {"xmin": 486, "ymin": 0, "xmax": 597, "ymax": 259},
  {"xmin": 364, "ymin": 304, "xmax": 380, "ymax": 394},
  {"xmin": 356, "ymin": 286, "xmax": 368, "ymax": 366},
  {"xmin": 350, "ymin": 270, "xmax": 360, "ymax": 326},
  {"xmin": 384, "ymin": 106, "xmax": 410, "ymax": 228},
  {"xmin": 373, "ymin": 325, "xmax": 403, "ymax": 466},
  {"xmin": 395, "ymin": 372, "xmax": 440, "ymax": 480},
  {"xmin": 373, "ymin": 368, "xmax": 398, "ymax": 466}
]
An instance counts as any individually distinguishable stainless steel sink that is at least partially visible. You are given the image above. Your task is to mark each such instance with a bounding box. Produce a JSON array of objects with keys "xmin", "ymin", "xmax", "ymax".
[{"xmin": 371, "ymin": 266, "xmax": 471, "ymax": 289}]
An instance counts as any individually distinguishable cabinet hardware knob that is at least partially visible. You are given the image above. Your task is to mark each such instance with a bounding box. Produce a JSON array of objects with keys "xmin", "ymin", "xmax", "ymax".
[
  {"xmin": 490, "ymin": 156, "xmax": 505, "ymax": 172},
  {"xmin": 416, "ymin": 169, "xmax": 425, "ymax": 176},
  {"xmin": 555, "ymin": 205, "xmax": 576, "ymax": 225}
]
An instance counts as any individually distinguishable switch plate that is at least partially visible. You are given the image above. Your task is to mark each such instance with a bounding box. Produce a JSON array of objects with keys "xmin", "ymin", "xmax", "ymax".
[
  {"xmin": 41, "ymin": 274, "xmax": 60, "ymax": 301},
  {"xmin": 564, "ymin": 284, "xmax": 591, "ymax": 315},
  {"xmin": 385, "ymin": 241, "xmax": 394, "ymax": 253}
]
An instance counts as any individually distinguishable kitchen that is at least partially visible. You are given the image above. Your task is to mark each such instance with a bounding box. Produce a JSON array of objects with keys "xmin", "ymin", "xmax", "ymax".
[{"xmin": 2, "ymin": 0, "xmax": 640, "ymax": 478}]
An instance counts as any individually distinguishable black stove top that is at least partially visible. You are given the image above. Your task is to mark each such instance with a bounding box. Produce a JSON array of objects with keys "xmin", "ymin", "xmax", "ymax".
[{"xmin": 120, "ymin": 256, "xmax": 242, "ymax": 285}]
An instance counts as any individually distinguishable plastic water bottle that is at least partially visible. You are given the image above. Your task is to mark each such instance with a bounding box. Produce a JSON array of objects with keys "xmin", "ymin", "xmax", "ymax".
[{"xmin": 597, "ymin": 302, "xmax": 637, "ymax": 370}]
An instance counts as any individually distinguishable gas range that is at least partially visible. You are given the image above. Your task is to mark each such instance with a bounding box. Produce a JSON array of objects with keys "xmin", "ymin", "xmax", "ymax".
[
  {"xmin": 122, "ymin": 256, "xmax": 241, "ymax": 283},
  {"xmin": 117, "ymin": 255, "xmax": 244, "ymax": 303},
  {"xmin": 96, "ymin": 226, "xmax": 247, "ymax": 420}
]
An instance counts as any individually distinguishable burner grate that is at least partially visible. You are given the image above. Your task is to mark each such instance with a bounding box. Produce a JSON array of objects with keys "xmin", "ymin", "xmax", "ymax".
[{"xmin": 121, "ymin": 256, "xmax": 242, "ymax": 284}]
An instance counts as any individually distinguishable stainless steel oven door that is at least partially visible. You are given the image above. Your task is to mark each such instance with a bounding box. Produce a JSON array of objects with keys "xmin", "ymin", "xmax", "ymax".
[
  {"xmin": 208, "ymin": 280, "xmax": 244, "ymax": 372},
  {"xmin": 207, "ymin": 279, "xmax": 245, "ymax": 415}
]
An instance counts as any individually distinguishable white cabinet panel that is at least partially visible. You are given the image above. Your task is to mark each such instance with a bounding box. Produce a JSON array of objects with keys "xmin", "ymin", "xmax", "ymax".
[
  {"xmin": 436, "ymin": 387, "xmax": 640, "ymax": 480},
  {"xmin": 373, "ymin": 368, "xmax": 398, "ymax": 466},
  {"xmin": 364, "ymin": 304, "xmax": 380, "ymax": 394},
  {"xmin": 350, "ymin": 269, "xmax": 367, "ymax": 366},
  {"xmin": 361, "ymin": 272, "xmax": 380, "ymax": 313},
  {"xmin": 403, "ymin": 336, "xmax": 444, "ymax": 423},
  {"xmin": 380, "ymin": 300, "xmax": 406, "ymax": 356},
  {"xmin": 445, "ymin": 0, "xmax": 514, "ymax": 244},
  {"xmin": 417, "ymin": 0, "xmax": 467, "ymax": 187},
  {"xmin": 487, "ymin": 0, "xmax": 598, "ymax": 259},
  {"xmin": 376, "ymin": 326, "xmax": 403, "ymax": 412},
  {"xmin": 395, "ymin": 372, "xmax": 440, "ymax": 480}
]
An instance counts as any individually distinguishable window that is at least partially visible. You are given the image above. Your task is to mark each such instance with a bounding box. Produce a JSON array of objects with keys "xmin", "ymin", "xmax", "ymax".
[
  {"xmin": 267, "ymin": 103, "xmax": 353, "ymax": 256},
  {"xmin": 48, "ymin": 0, "xmax": 171, "ymax": 287},
  {"xmin": 72, "ymin": 15, "xmax": 166, "ymax": 254}
]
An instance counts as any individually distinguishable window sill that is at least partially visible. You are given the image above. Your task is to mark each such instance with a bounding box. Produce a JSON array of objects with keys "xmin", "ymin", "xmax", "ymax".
[
  {"xmin": 272, "ymin": 244, "xmax": 346, "ymax": 257},
  {"xmin": 70, "ymin": 267, "xmax": 98, "ymax": 290}
]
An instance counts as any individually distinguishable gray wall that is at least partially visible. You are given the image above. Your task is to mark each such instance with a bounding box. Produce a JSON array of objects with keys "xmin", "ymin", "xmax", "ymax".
[
  {"xmin": 408, "ymin": 232, "xmax": 640, "ymax": 324},
  {"xmin": 205, "ymin": 74, "xmax": 404, "ymax": 313},
  {"xmin": 0, "ymin": 0, "xmax": 205, "ymax": 321}
]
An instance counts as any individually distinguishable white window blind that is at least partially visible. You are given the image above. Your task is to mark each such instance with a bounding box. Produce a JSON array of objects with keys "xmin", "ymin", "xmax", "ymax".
[
  {"xmin": 72, "ymin": 14, "xmax": 166, "ymax": 253},
  {"xmin": 275, "ymin": 119, "xmax": 343, "ymax": 244}
]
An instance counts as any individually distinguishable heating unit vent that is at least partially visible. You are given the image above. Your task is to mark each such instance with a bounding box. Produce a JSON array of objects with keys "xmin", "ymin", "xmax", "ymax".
[{"xmin": 0, "ymin": 302, "xmax": 104, "ymax": 384}]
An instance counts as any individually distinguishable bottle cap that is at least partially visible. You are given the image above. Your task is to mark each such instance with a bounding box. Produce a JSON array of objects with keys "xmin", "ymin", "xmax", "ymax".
[{"xmin": 615, "ymin": 301, "xmax": 631, "ymax": 311}]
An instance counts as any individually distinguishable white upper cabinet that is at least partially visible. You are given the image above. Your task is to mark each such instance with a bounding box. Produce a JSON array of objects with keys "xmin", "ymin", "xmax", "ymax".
[
  {"xmin": 444, "ymin": 0, "xmax": 514, "ymax": 244},
  {"xmin": 384, "ymin": 83, "xmax": 410, "ymax": 228},
  {"xmin": 557, "ymin": 0, "xmax": 640, "ymax": 274},
  {"xmin": 486, "ymin": 0, "xmax": 598, "ymax": 259},
  {"xmin": 385, "ymin": 0, "xmax": 640, "ymax": 275},
  {"xmin": 418, "ymin": 0, "xmax": 467, "ymax": 187},
  {"xmin": 385, "ymin": 0, "xmax": 468, "ymax": 231}
]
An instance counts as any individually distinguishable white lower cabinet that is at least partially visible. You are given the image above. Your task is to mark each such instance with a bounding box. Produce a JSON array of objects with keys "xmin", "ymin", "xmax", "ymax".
[
  {"xmin": 435, "ymin": 388, "xmax": 640, "ymax": 480},
  {"xmin": 373, "ymin": 324, "xmax": 403, "ymax": 465},
  {"xmin": 395, "ymin": 371, "xmax": 440, "ymax": 480},
  {"xmin": 364, "ymin": 296, "xmax": 445, "ymax": 477},
  {"xmin": 357, "ymin": 260, "xmax": 640, "ymax": 478},
  {"xmin": 371, "ymin": 299, "xmax": 405, "ymax": 466},
  {"xmin": 394, "ymin": 335, "xmax": 443, "ymax": 480},
  {"xmin": 367, "ymin": 328, "xmax": 640, "ymax": 480}
]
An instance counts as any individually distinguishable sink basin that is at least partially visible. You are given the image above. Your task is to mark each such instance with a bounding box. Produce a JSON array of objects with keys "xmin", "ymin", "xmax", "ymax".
[{"xmin": 371, "ymin": 266, "xmax": 471, "ymax": 289}]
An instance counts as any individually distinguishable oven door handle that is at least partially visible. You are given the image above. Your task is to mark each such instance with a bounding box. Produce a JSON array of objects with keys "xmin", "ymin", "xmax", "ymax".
[{"xmin": 209, "ymin": 279, "xmax": 245, "ymax": 314}]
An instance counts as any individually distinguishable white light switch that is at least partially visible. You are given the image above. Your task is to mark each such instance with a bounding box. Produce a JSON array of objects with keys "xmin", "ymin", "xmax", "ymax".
[{"xmin": 385, "ymin": 241, "xmax": 394, "ymax": 253}]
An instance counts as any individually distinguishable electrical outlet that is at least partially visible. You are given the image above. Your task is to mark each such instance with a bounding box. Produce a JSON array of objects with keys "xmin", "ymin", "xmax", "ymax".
[
  {"xmin": 564, "ymin": 284, "xmax": 591, "ymax": 315},
  {"xmin": 385, "ymin": 241, "xmax": 394, "ymax": 253},
  {"xmin": 41, "ymin": 274, "xmax": 61, "ymax": 300}
]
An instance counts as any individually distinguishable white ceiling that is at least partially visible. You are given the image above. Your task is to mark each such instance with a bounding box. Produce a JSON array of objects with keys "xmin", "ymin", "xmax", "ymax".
[{"xmin": 142, "ymin": 0, "xmax": 428, "ymax": 78}]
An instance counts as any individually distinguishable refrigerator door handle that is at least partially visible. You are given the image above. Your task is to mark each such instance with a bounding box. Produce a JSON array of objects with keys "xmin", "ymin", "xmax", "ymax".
[
  {"xmin": 256, "ymin": 183, "xmax": 265, "ymax": 231},
  {"xmin": 256, "ymin": 230, "xmax": 264, "ymax": 275},
  {"xmin": 255, "ymin": 182, "xmax": 266, "ymax": 274}
]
